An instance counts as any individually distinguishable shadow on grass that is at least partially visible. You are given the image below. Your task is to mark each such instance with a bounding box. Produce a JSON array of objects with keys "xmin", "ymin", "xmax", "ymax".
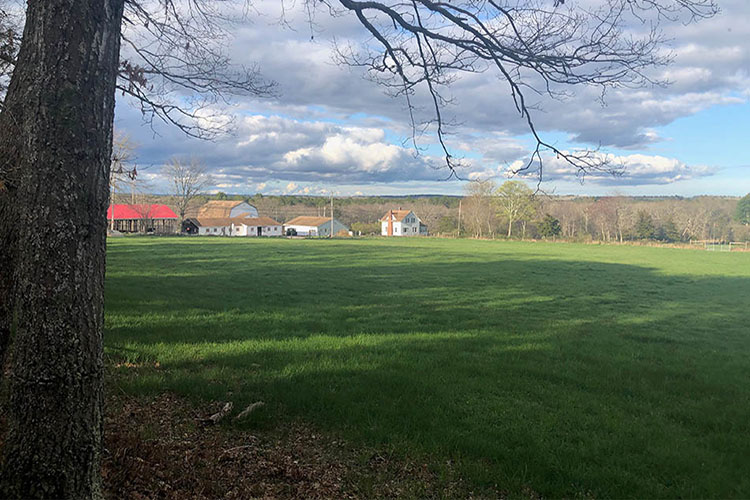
[{"xmin": 104, "ymin": 239, "xmax": 750, "ymax": 498}]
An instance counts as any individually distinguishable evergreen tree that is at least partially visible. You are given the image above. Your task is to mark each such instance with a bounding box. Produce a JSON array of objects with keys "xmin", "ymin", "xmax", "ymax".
[
  {"xmin": 634, "ymin": 210, "xmax": 656, "ymax": 240},
  {"xmin": 655, "ymin": 217, "xmax": 680, "ymax": 242},
  {"xmin": 538, "ymin": 214, "xmax": 562, "ymax": 239},
  {"xmin": 736, "ymin": 193, "xmax": 750, "ymax": 225}
]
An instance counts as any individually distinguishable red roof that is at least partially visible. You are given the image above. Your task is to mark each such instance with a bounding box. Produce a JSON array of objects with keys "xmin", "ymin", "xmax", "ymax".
[{"xmin": 107, "ymin": 204, "xmax": 177, "ymax": 220}]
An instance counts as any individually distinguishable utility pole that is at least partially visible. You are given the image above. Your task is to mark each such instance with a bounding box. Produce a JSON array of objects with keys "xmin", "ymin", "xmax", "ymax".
[
  {"xmin": 330, "ymin": 192, "xmax": 334, "ymax": 238},
  {"xmin": 457, "ymin": 199, "xmax": 462, "ymax": 238}
]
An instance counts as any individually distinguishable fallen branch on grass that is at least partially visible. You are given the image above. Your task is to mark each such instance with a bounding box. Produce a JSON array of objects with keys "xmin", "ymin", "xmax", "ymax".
[
  {"xmin": 204, "ymin": 402, "xmax": 233, "ymax": 425},
  {"xmin": 234, "ymin": 401, "xmax": 265, "ymax": 421}
]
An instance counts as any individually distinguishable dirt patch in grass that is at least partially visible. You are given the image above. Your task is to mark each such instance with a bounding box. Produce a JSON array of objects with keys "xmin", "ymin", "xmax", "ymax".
[{"xmin": 102, "ymin": 392, "xmax": 483, "ymax": 499}]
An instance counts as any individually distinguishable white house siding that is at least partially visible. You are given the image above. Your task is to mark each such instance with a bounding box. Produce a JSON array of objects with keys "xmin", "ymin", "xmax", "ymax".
[
  {"xmin": 287, "ymin": 219, "xmax": 348, "ymax": 237},
  {"xmin": 317, "ymin": 219, "xmax": 348, "ymax": 237},
  {"xmin": 285, "ymin": 224, "xmax": 316, "ymax": 236},
  {"xmin": 286, "ymin": 224, "xmax": 319, "ymax": 236},
  {"xmin": 231, "ymin": 224, "xmax": 249, "ymax": 236},
  {"xmin": 381, "ymin": 211, "xmax": 423, "ymax": 236},
  {"xmin": 199, "ymin": 225, "xmax": 230, "ymax": 236},
  {"xmin": 232, "ymin": 222, "xmax": 282, "ymax": 237},
  {"xmin": 258, "ymin": 225, "xmax": 282, "ymax": 237}
]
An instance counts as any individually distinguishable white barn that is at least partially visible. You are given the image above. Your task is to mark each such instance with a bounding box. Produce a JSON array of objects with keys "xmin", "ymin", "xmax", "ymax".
[
  {"xmin": 285, "ymin": 216, "xmax": 348, "ymax": 237},
  {"xmin": 191, "ymin": 216, "xmax": 282, "ymax": 237},
  {"xmin": 381, "ymin": 209, "xmax": 428, "ymax": 236},
  {"xmin": 194, "ymin": 218, "xmax": 231, "ymax": 236}
]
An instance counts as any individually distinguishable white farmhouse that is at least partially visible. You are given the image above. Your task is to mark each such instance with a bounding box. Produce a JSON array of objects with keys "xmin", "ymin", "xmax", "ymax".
[
  {"xmin": 197, "ymin": 200, "xmax": 259, "ymax": 219},
  {"xmin": 381, "ymin": 209, "xmax": 428, "ymax": 236},
  {"xmin": 285, "ymin": 216, "xmax": 348, "ymax": 237}
]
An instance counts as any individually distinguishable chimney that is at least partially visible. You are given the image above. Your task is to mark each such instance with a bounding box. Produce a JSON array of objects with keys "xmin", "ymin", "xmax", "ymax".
[{"xmin": 387, "ymin": 210, "xmax": 393, "ymax": 236}]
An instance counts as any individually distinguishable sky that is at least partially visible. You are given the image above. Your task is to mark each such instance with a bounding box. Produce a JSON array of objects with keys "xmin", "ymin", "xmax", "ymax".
[{"xmin": 114, "ymin": 0, "xmax": 750, "ymax": 197}]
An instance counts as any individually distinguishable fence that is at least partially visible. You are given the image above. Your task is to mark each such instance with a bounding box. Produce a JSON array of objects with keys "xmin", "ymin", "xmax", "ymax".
[{"xmin": 693, "ymin": 240, "xmax": 750, "ymax": 252}]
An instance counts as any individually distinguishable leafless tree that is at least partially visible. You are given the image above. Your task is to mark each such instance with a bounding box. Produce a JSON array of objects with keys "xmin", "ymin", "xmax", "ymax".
[
  {"xmin": 109, "ymin": 130, "xmax": 138, "ymax": 229},
  {"xmin": 463, "ymin": 179, "xmax": 496, "ymax": 238},
  {"xmin": 163, "ymin": 157, "xmax": 213, "ymax": 225}
]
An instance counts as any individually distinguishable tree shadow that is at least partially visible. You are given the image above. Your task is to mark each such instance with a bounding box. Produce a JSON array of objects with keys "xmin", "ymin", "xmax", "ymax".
[{"xmin": 104, "ymin": 239, "xmax": 750, "ymax": 498}]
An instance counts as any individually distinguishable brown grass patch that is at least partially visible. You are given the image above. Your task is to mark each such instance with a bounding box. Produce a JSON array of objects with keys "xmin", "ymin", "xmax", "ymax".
[{"xmin": 102, "ymin": 392, "xmax": 482, "ymax": 499}]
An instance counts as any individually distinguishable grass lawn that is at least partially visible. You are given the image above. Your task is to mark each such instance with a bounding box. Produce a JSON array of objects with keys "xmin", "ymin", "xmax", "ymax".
[{"xmin": 105, "ymin": 237, "xmax": 750, "ymax": 498}]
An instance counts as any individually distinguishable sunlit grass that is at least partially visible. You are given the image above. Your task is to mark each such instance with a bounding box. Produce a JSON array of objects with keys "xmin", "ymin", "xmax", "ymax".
[{"xmin": 105, "ymin": 237, "xmax": 750, "ymax": 497}]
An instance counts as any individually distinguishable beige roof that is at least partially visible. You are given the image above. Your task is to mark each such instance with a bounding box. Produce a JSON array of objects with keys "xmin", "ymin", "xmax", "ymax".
[
  {"xmin": 285, "ymin": 216, "xmax": 337, "ymax": 227},
  {"xmin": 380, "ymin": 210, "xmax": 412, "ymax": 222},
  {"xmin": 195, "ymin": 217, "xmax": 233, "ymax": 227},
  {"xmin": 232, "ymin": 216, "xmax": 281, "ymax": 226},
  {"xmin": 197, "ymin": 201, "xmax": 254, "ymax": 219}
]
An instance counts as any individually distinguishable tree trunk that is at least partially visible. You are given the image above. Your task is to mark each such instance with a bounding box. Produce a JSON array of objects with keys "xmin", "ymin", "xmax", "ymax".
[
  {"xmin": 507, "ymin": 218, "xmax": 513, "ymax": 238},
  {"xmin": 0, "ymin": 0, "xmax": 124, "ymax": 497},
  {"xmin": 0, "ymin": 198, "xmax": 15, "ymax": 371}
]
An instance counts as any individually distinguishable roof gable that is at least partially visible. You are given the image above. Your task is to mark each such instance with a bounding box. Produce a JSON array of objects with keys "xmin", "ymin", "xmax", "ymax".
[
  {"xmin": 380, "ymin": 210, "xmax": 414, "ymax": 222},
  {"xmin": 197, "ymin": 201, "xmax": 257, "ymax": 219}
]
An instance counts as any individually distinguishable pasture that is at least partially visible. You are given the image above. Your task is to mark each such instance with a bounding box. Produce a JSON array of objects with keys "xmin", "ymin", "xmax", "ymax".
[{"xmin": 105, "ymin": 237, "xmax": 750, "ymax": 497}]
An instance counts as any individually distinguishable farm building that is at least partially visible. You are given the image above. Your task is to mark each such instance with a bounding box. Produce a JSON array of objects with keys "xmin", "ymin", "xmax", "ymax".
[
  {"xmin": 231, "ymin": 217, "xmax": 283, "ymax": 237},
  {"xmin": 381, "ymin": 209, "xmax": 428, "ymax": 236},
  {"xmin": 107, "ymin": 204, "xmax": 178, "ymax": 233},
  {"xmin": 184, "ymin": 216, "xmax": 282, "ymax": 237},
  {"xmin": 187, "ymin": 218, "xmax": 231, "ymax": 236},
  {"xmin": 285, "ymin": 216, "xmax": 348, "ymax": 237},
  {"xmin": 197, "ymin": 200, "xmax": 258, "ymax": 219}
]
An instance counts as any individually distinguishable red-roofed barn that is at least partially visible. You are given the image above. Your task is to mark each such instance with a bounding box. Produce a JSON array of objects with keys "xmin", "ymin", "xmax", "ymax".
[{"xmin": 107, "ymin": 204, "xmax": 178, "ymax": 233}]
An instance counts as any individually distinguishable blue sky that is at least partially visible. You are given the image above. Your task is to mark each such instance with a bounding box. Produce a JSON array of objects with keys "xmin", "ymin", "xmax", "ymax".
[{"xmin": 116, "ymin": 0, "xmax": 750, "ymax": 197}]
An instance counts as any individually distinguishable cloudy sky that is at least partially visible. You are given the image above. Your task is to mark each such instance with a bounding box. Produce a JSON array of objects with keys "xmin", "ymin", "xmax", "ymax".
[{"xmin": 115, "ymin": 0, "xmax": 750, "ymax": 197}]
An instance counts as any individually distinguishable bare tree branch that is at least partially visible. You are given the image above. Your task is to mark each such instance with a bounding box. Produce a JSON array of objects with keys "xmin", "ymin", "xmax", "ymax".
[
  {"xmin": 1, "ymin": 0, "xmax": 276, "ymax": 138},
  {"xmin": 118, "ymin": 0, "xmax": 277, "ymax": 139},
  {"xmin": 306, "ymin": 0, "xmax": 718, "ymax": 182}
]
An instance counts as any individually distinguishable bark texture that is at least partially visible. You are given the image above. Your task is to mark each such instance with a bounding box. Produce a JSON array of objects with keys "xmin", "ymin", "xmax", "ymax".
[
  {"xmin": 0, "ymin": 199, "xmax": 14, "ymax": 371},
  {"xmin": 0, "ymin": 0, "xmax": 124, "ymax": 497}
]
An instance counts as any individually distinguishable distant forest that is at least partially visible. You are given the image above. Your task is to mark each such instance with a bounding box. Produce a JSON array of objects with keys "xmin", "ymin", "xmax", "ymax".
[{"xmin": 114, "ymin": 189, "xmax": 750, "ymax": 243}]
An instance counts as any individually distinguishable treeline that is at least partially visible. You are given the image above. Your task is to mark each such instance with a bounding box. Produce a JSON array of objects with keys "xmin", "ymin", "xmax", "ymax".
[
  {"xmin": 455, "ymin": 182, "xmax": 750, "ymax": 243},
  {"xmin": 124, "ymin": 187, "xmax": 750, "ymax": 243},
  {"xmin": 240, "ymin": 184, "xmax": 749, "ymax": 243}
]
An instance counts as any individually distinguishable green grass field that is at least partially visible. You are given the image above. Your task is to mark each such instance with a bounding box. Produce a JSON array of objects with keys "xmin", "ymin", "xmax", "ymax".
[{"xmin": 105, "ymin": 237, "xmax": 750, "ymax": 498}]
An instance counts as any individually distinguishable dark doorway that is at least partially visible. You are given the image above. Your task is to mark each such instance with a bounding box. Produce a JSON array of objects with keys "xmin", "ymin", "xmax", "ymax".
[{"xmin": 257, "ymin": 226, "xmax": 262, "ymax": 236}]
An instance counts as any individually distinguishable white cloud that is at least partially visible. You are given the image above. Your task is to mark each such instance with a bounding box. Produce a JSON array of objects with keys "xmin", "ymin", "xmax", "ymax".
[
  {"xmin": 112, "ymin": 0, "xmax": 749, "ymax": 194},
  {"xmin": 508, "ymin": 153, "xmax": 715, "ymax": 186}
]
